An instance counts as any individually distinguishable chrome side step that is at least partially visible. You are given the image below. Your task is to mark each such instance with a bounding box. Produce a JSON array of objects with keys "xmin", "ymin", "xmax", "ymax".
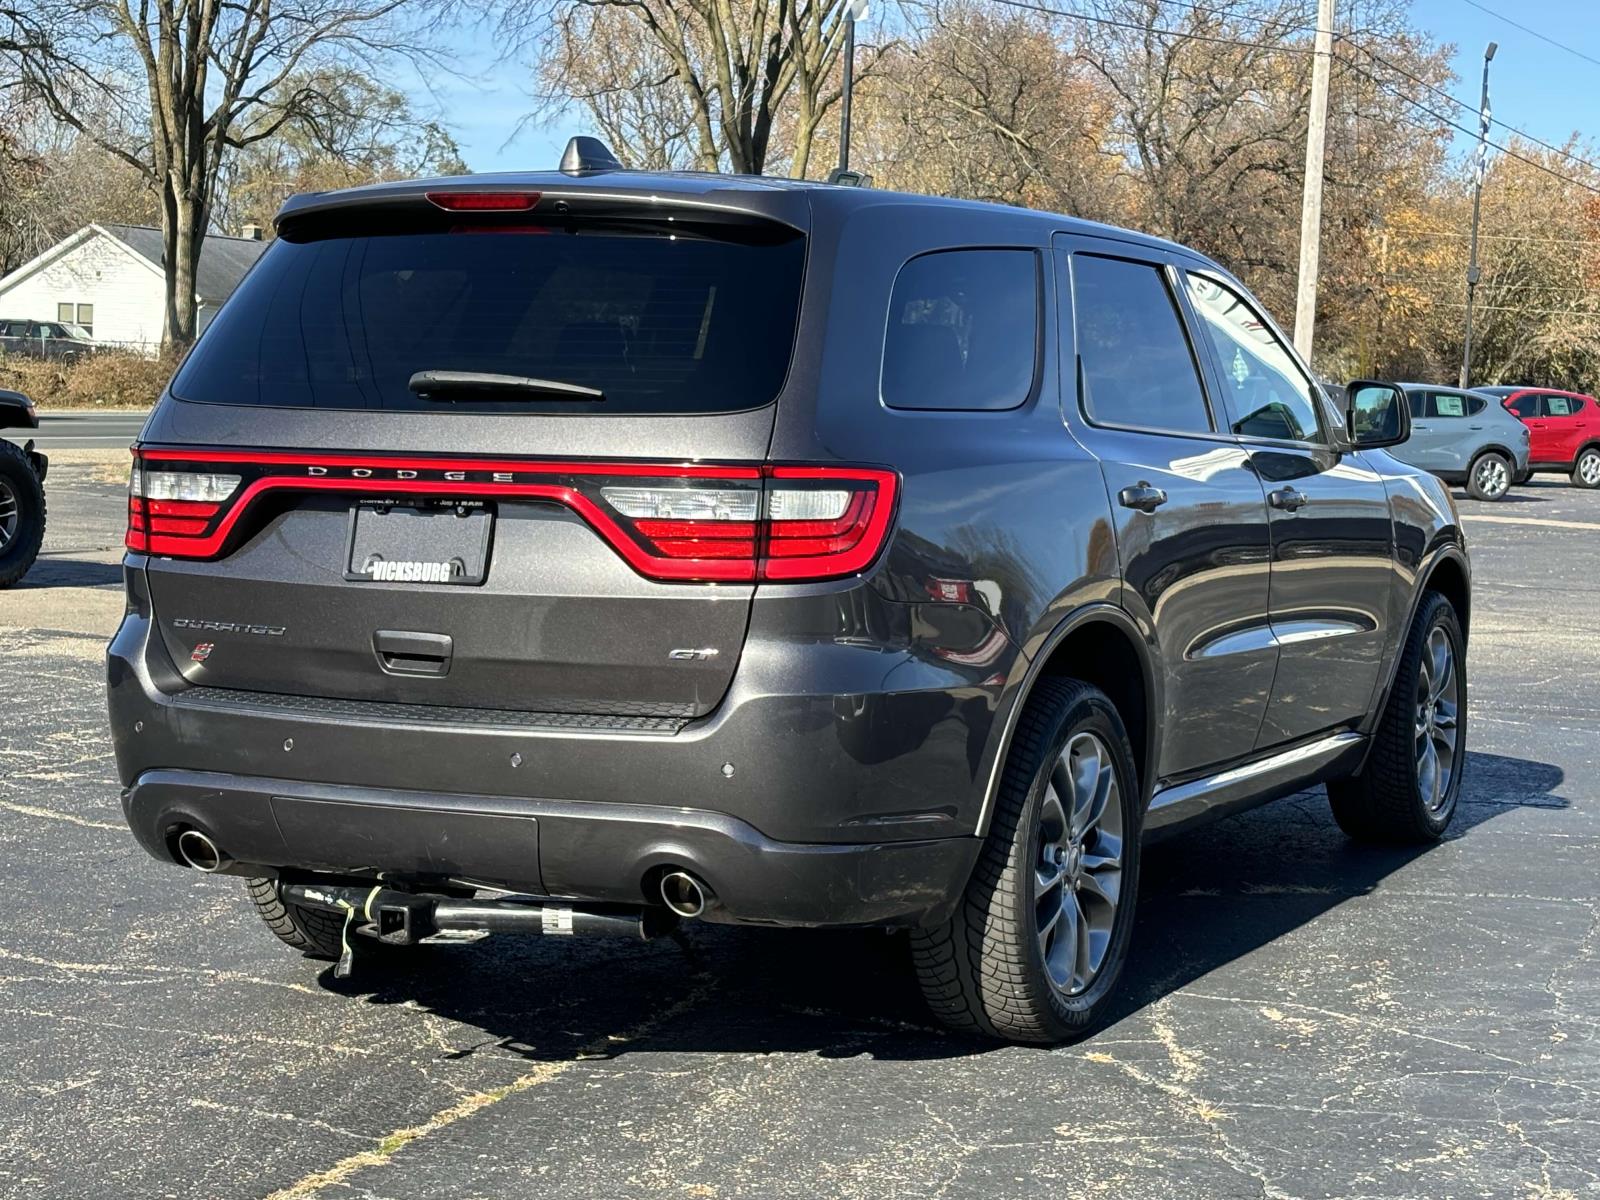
[{"xmin": 1144, "ymin": 731, "xmax": 1366, "ymax": 840}]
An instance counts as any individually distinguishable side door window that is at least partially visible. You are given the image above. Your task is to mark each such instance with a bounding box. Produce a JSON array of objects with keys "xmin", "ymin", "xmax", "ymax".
[
  {"xmin": 1546, "ymin": 394, "xmax": 1579, "ymax": 416},
  {"xmin": 1507, "ymin": 393, "xmax": 1541, "ymax": 418},
  {"xmin": 1060, "ymin": 246, "xmax": 1275, "ymax": 779},
  {"xmin": 1072, "ymin": 255, "xmax": 1213, "ymax": 434},
  {"xmin": 1183, "ymin": 275, "xmax": 1322, "ymax": 443}
]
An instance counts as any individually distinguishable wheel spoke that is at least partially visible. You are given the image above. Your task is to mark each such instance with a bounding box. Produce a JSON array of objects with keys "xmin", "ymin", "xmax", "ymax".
[
  {"xmin": 1071, "ymin": 892, "xmax": 1094, "ymax": 991},
  {"xmin": 1428, "ymin": 631, "xmax": 1453, "ymax": 702},
  {"xmin": 1078, "ymin": 859, "xmax": 1121, "ymax": 908},
  {"xmin": 1067, "ymin": 735, "xmax": 1103, "ymax": 838},
  {"xmin": 1044, "ymin": 891, "xmax": 1080, "ymax": 989}
]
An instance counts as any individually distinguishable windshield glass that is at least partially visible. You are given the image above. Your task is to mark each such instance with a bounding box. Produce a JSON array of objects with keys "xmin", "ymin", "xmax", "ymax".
[{"xmin": 172, "ymin": 224, "xmax": 805, "ymax": 415}]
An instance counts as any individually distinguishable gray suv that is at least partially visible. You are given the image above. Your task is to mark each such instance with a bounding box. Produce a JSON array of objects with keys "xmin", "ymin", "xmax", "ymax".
[
  {"xmin": 108, "ymin": 146, "xmax": 1471, "ymax": 1043},
  {"xmin": 1391, "ymin": 383, "xmax": 1531, "ymax": 501}
]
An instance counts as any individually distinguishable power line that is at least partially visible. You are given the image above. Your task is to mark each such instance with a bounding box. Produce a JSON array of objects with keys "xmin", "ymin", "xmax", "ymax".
[
  {"xmin": 1332, "ymin": 55, "xmax": 1600, "ymax": 197},
  {"xmin": 1339, "ymin": 37, "xmax": 1600, "ymax": 181},
  {"xmin": 983, "ymin": 0, "xmax": 1318, "ymax": 55},
  {"xmin": 981, "ymin": 0, "xmax": 1600, "ymax": 197},
  {"xmin": 1453, "ymin": 0, "xmax": 1600, "ymax": 73}
]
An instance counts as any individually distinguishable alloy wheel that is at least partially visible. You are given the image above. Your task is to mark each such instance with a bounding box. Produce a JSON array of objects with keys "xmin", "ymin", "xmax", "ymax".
[
  {"xmin": 1474, "ymin": 457, "xmax": 1509, "ymax": 498},
  {"xmin": 0, "ymin": 477, "xmax": 17, "ymax": 551},
  {"xmin": 1414, "ymin": 626, "xmax": 1460, "ymax": 815},
  {"xmin": 1034, "ymin": 731, "xmax": 1124, "ymax": 997},
  {"xmin": 1580, "ymin": 452, "xmax": 1600, "ymax": 486}
]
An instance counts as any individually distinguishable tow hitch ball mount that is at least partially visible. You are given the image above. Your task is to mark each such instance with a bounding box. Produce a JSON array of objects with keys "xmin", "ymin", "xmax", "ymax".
[{"xmin": 280, "ymin": 882, "xmax": 678, "ymax": 950}]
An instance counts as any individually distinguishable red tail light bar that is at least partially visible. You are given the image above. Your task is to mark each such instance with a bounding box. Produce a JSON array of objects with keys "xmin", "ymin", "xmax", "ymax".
[{"xmin": 126, "ymin": 449, "xmax": 898, "ymax": 584}]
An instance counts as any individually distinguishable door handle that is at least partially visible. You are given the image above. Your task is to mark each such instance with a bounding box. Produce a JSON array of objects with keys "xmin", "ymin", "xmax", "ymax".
[
  {"xmin": 1117, "ymin": 483, "xmax": 1168, "ymax": 513},
  {"xmin": 1268, "ymin": 487, "xmax": 1309, "ymax": 512},
  {"xmin": 373, "ymin": 630, "xmax": 453, "ymax": 677}
]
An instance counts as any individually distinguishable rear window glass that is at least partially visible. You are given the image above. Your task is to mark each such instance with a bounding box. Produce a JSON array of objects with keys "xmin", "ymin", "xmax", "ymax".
[
  {"xmin": 881, "ymin": 249, "xmax": 1039, "ymax": 411},
  {"xmin": 172, "ymin": 225, "xmax": 805, "ymax": 415}
]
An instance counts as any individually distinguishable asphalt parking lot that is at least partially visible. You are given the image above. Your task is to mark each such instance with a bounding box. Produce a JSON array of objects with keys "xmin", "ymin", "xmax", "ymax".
[{"xmin": 1, "ymin": 451, "xmax": 1596, "ymax": 1200}]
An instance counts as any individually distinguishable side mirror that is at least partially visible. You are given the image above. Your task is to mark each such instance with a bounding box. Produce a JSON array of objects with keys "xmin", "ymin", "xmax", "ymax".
[{"xmin": 1344, "ymin": 380, "xmax": 1409, "ymax": 449}]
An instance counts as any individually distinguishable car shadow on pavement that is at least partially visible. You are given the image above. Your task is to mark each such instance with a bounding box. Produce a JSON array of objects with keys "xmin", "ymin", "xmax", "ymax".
[
  {"xmin": 310, "ymin": 750, "xmax": 1565, "ymax": 1061},
  {"xmin": 13, "ymin": 557, "xmax": 123, "ymax": 588}
]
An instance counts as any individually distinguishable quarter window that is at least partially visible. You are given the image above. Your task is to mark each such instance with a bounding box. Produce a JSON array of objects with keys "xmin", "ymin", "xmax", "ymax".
[
  {"xmin": 882, "ymin": 249, "xmax": 1039, "ymax": 411},
  {"xmin": 1185, "ymin": 274, "xmax": 1322, "ymax": 442},
  {"xmin": 1072, "ymin": 255, "xmax": 1212, "ymax": 434}
]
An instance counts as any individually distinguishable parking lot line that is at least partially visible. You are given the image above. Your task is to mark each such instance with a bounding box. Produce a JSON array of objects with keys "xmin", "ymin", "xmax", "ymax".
[{"xmin": 1460, "ymin": 513, "xmax": 1600, "ymax": 531}]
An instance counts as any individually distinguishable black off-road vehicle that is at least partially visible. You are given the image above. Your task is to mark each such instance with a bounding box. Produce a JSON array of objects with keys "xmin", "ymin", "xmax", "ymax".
[
  {"xmin": 109, "ymin": 140, "xmax": 1469, "ymax": 1043},
  {"xmin": 0, "ymin": 389, "xmax": 46, "ymax": 587}
]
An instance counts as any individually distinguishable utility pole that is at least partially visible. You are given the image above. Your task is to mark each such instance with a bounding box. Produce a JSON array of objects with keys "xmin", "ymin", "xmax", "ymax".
[
  {"xmin": 1292, "ymin": 0, "xmax": 1335, "ymax": 363},
  {"xmin": 1460, "ymin": 41, "xmax": 1498, "ymax": 388}
]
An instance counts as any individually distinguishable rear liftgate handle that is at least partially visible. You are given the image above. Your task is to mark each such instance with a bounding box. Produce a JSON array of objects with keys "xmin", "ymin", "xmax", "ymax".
[{"xmin": 373, "ymin": 630, "xmax": 453, "ymax": 677}]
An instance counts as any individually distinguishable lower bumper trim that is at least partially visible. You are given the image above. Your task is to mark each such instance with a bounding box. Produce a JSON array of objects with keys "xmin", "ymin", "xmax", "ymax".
[{"xmin": 123, "ymin": 769, "xmax": 979, "ymax": 929}]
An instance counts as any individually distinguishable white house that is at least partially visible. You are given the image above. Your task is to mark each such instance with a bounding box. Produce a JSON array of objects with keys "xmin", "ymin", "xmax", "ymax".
[{"xmin": 0, "ymin": 223, "xmax": 268, "ymax": 354}]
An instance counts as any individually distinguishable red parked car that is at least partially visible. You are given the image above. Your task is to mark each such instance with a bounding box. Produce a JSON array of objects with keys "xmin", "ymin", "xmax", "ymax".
[{"xmin": 1477, "ymin": 387, "xmax": 1600, "ymax": 488}]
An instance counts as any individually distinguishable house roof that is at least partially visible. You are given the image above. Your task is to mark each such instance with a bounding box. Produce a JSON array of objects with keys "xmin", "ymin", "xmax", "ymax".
[
  {"xmin": 99, "ymin": 224, "xmax": 267, "ymax": 306},
  {"xmin": 0, "ymin": 222, "xmax": 267, "ymax": 309}
]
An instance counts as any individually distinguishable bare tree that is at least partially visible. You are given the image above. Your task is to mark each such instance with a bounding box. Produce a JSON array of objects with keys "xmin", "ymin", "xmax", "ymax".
[
  {"xmin": 508, "ymin": 0, "xmax": 869, "ymax": 177},
  {"xmin": 12, "ymin": 0, "xmax": 450, "ymax": 350}
]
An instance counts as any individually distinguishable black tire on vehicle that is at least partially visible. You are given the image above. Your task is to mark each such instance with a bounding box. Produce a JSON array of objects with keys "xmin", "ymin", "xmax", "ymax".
[
  {"xmin": 1571, "ymin": 446, "xmax": 1600, "ymax": 489},
  {"xmin": 0, "ymin": 439, "xmax": 45, "ymax": 589},
  {"xmin": 1328, "ymin": 591, "xmax": 1465, "ymax": 844},
  {"xmin": 1464, "ymin": 451, "xmax": 1512, "ymax": 501},
  {"xmin": 911, "ymin": 678, "xmax": 1141, "ymax": 1043},
  {"xmin": 246, "ymin": 877, "xmax": 351, "ymax": 960}
]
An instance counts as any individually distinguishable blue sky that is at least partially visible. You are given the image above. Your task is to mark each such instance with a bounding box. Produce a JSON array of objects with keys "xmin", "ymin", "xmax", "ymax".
[{"xmin": 420, "ymin": 2, "xmax": 1600, "ymax": 175}]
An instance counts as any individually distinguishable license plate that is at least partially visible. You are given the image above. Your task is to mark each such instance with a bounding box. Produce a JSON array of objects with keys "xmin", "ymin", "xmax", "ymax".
[{"xmin": 344, "ymin": 500, "xmax": 493, "ymax": 585}]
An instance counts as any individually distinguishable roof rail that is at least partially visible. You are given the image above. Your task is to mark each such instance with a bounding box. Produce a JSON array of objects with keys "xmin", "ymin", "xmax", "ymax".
[{"xmin": 560, "ymin": 136, "xmax": 625, "ymax": 176}]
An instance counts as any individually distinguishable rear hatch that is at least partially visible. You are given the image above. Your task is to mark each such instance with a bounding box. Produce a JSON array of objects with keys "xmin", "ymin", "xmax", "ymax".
[{"xmin": 132, "ymin": 182, "xmax": 819, "ymax": 722}]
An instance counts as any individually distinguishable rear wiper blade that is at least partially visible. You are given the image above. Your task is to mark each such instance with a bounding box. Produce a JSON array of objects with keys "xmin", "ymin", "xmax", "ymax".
[{"xmin": 407, "ymin": 370, "xmax": 604, "ymax": 402}]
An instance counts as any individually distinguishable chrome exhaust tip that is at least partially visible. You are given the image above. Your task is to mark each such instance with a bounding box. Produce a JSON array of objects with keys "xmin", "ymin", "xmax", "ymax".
[
  {"xmin": 659, "ymin": 870, "xmax": 712, "ymax": 919},
  {"xmin": 175, "ymin": 828, "xmax": 231, "ymax": 873}
]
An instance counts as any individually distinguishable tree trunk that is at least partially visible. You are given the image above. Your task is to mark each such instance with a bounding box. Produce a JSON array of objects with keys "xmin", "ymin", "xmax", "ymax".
[{"xmin": 163, "ymin": 191, "xmax": 204, "ymax": 352}]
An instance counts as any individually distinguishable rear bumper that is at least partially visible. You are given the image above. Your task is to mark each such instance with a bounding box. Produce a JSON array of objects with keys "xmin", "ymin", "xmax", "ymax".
[
  {"xmin": 109, "ymin": 590, "xmax": 1002, "ymax": 927},
  {"xmin": 121, "ymin": 769, "xmax": 977, "ymax": 928}
]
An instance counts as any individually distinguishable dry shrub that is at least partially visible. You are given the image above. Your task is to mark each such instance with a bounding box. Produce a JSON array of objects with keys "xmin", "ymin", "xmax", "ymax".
[{"xmin": 0, "ymin": 349, "xmax": 178, "ymax": 408}]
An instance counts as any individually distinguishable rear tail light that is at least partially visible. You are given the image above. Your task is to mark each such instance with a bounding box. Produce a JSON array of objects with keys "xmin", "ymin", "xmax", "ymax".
[
  {"xmin": 127, "ymin": 460, "xmax": 240, "ymax": 553},
  {"xmin": 125, "ymin": 450, "xmax": 897, "ymax": 583}
]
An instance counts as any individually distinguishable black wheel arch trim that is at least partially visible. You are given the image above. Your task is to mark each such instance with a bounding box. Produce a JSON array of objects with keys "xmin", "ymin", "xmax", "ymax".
[
  {"xmin": 1355, "ymin": 542, "xmax": 1470, "ymax": 767},
  {"xmin": 973, "ymin": 602, "xmax": 1160, "ymax": 838}
]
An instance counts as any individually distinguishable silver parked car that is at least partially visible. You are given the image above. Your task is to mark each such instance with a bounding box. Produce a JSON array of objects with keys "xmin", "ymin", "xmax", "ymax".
[{"xmin": 1392, "ymin": 383, "xmax": 1531, "ymax": 501}]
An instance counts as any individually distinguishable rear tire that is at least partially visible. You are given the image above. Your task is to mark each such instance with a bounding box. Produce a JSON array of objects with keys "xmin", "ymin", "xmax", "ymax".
[
  {"xmin": 912, "ymin": 679, "xmax": 1141, "ymax": 1043},
  {"xmin": 246, "ymin": 877, "xmax": 349, "ymax": 960},
  {"xmin": 1328, "ymin": 591, "xmax": 1465, "ymax": 844},
  {"xmin": 1571, "ymin": 447, "xmax": 1600, "ymax": 489},
  {"xmin": 0, "ymin": 440, "xmax": 45, "ymax": 589},
  {"xmin": 1465, "ymin": 451, "xmax": 1511, "ymax": 501}
]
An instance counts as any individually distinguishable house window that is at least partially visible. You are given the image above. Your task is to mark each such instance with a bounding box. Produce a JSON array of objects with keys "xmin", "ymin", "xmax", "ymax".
[{"xmin": 55, "ymin": 303, "xmax": 94, "ymax": 336}]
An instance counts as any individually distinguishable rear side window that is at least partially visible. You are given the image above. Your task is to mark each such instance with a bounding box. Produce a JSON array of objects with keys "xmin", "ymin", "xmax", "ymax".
[
  {"xmin": 1431, "ymin": 392, "xmax": 1467, "ymax": 418},
  {"xmin": 172, "ymin": 225, "xmax": 806, "ymax": 415},
  {"xmin": 881, "ymin": 249, "xmax": 1039, "ymax": 411},
  {"xmin": 1547, "ymin": 394, "xmax": 1583, "ymax": 416},
  {"xmin": 1467, "ymin": 395, "xmax": 1487, "ymax": 415},
  {"xmin": 1072, "ymin": 255, "xmax": 1211, "ymax": 434}
]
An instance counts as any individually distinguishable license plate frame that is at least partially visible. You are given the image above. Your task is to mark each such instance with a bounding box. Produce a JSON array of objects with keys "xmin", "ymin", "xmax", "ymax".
[{"xmin": 344, "ymin": 500, "xmax": 494, "ymax": 586}]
